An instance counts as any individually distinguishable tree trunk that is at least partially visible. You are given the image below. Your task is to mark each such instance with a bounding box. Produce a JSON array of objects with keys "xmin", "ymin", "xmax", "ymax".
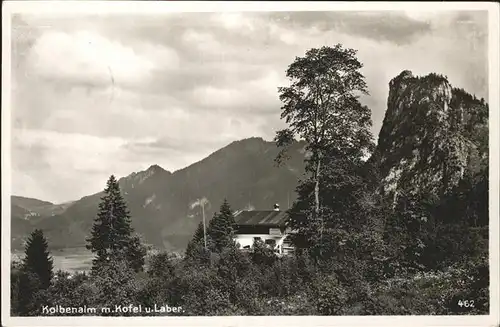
[
  {"xmin": 314, "ymin": 158, "xmax": 322, "ymax": 256},
  {"xmin": 315, "ymin": 159, "xmax": 321, "ymax": 215}
]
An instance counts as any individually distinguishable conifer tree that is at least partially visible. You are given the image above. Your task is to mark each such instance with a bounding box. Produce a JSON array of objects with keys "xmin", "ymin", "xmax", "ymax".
[
  {"xmin": 14, "ymin": 229, "xmax": 53, "ymax": 316},
  {"xmin": 185, "ymin": 220, "xmax": 214, "ymax": 264},
  {"xmin": 208, "ymin": 199, "xmax": 236, "ymax": 252},
  {"xmin": 125, "ymin": 234, "xmax": 147, "ymax": 272},
  {"xmin": 192, "ymin": 220, "xmax": 205, "ymax": 243},
  {"xmin": 86, "ymin": 175, "xmax": 145, "ymax": 272},
  {"xmin": 22, "ymin": 229, "xmax": 54, "ymax": 289}
]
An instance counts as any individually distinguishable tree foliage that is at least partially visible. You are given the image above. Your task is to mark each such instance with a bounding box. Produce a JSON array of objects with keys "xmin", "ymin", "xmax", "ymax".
[
  {"xmin": 86, "ymin": 175, "xmax": 146, "ymax": 273},
  {"xmin": 208, "ymin": 199, "xmax": 236, "ymax": 252},
  {"xmin": 185, "ymin": 221, "xmax": 205, "ymax": 258},
  {"xmin": 22, "ymin": 229, "xmax": 54, "ymax": 289},
  {"xmin": 13, "ymin": 229, "xmax": 54, "ymax": 316},
  {"xmin": 275, "ymin": 45, "xmax": 375, "ymax": 258},
  {"xmin": 186, "ymin": 199, "xmax": 236, "ymax": 259},
  {"xmin": 275, "ymin": 45, "xmax": 374, "ymax": 164}
]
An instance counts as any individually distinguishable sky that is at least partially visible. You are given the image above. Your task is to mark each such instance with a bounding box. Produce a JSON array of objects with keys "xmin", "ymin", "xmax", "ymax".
[{"xmin": 9, "ymin": 10, "xmax": 488, "ymax": 204}]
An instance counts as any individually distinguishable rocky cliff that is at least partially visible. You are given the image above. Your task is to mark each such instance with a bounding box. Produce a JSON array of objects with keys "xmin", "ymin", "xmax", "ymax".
[{"xmin": 371, "ymin": 70, "xmax": 488, "ymax": 202}]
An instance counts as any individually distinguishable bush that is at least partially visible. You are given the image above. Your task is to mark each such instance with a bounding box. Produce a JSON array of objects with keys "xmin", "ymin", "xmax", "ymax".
[
  {"xmin": 91, "ymin": 256, "xmax": 144, "ymax": 315},
  {"xmin": 250, "ymin": 239, "xmax": 277, "ymax": 267},
  {"xmin": 174, "ymin": 262, "xmax": 232, "ymax": 315},
  {"xmin": 147, "ymin": 251, "xmax": 176, "ymax": 279},
  {"xmin": 362, "ymin": 255, "xmax": 489, "ymax": 315},
  {"xmin": 310, "ymin": 273, "xmax": 349, "ymax": 315},
  {"xmin": 216, "ymin": 246, "xmax": 255, "ymax": 303},
  {"xmin": 15, "ymin": 270, "xmax": 45, "ymax": 316},
  {"xmin": 259, "ymin": 258, "xmax": 296, "ymax": 298},
  {"xmin": 10, "ymin": 261, "xmax": 23, "ymax": 315},
  {"xmin": 252, "ymin": 292, "xmax": 315, "ymax": 315},
  {"xmin": 44, "ymin": 271, "xmax": 99, "ymax": 316}
]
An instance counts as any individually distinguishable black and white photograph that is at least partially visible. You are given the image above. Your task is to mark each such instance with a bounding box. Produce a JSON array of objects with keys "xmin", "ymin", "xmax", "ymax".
[{"xmin": 2, "ymin": 1, "xmax": 499, "ymax": 326}]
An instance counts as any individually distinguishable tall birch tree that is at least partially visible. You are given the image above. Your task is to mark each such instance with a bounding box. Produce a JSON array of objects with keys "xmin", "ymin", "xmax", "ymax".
[{"xmin": 275, "ymin": 45, "xmax": 374, "ymax": 253}]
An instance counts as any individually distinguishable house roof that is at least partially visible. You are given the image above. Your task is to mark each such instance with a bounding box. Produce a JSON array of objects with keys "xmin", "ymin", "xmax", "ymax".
[{"xmin": 234, "ymin": 210, "xmax": 288, "ymax": 226}]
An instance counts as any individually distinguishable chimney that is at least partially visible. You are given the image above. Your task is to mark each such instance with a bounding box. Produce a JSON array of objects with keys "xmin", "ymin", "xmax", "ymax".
[{"xmin": 273, "ymin": 203, "xmax": 280, "ymax": 211}]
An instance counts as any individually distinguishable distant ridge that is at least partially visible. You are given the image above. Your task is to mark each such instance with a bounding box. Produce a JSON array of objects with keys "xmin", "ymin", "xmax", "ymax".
[{"xmin": 12, "ymin": 196, "xmax": 53, "ymax": 208}]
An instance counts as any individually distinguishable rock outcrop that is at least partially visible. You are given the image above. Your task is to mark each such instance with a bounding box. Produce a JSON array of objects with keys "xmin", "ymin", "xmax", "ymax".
[{"xmin": 371, "ymin": 70, "xmax": 488, "ymax": 202}]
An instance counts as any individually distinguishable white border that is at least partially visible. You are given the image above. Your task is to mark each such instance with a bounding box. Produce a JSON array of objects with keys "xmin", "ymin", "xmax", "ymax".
[
  {"xmin": 2, "ymin": 2, "xmax": 499, "ymax": 327},
  {"xmin": 0, "ymin": 1, "xmax": 497, "ymax": 13}
]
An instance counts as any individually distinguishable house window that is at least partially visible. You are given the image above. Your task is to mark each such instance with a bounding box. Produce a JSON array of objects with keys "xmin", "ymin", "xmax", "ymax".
[{"xmin": 269, "ymin": 228, "xmax": 281, "ymax": 236}]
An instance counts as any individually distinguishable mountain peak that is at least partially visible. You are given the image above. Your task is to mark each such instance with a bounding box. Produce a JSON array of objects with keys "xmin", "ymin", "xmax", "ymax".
[
  {"xmin": 374, "ymin": 70, "xmax": 488, "ymax": 202},
  {"xmin": 226, "ymin": 137, "xmax": 266, "ymax": 147},
  {"xmin": 147, "ymin": 164, "xmax": 166, "ymax": 173},
  {"xmin": 120, "ymin": 164, "xmax": 171, "ymax": 187}
]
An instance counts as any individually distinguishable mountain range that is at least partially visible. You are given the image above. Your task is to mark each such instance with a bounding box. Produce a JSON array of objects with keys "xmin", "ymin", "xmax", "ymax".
[{"xmin": 11, "ymin": 70, "xmax": 488, "ymax": 253}]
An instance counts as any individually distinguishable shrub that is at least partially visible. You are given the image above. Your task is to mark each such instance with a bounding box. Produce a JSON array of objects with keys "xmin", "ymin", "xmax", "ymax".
[
  {"xmin": 91, "ymin": 256, "xmax": 144, "ymax": 315},
  {"xmin": 44, "ymin": 271, "xmax": 99, "ymax": 316},
  {"xmin": 310, "ymin": 273, "xmax": 349, "ymax": 315},
  {"xmin": 362, "ymin": 255, "xmax": 489, "ymax": 315},
  {"xmin": 15, "ymin": 270, "xmax": 44, "ymax": 316},
  {"xmin": 250, "ymin": 239, "xmax": 277, "ymax": 267}
]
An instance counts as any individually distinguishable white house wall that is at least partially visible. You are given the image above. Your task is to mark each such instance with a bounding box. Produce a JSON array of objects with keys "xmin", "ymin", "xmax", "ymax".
[{"xmin": 234, "ymin": 234, "xmax": 288, "ymax": 252}]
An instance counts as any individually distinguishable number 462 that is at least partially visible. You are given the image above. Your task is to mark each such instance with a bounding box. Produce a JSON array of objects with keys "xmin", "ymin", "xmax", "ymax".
[{"xmin": 458, "ymin": 300, "xmax": 475, "ymax": 308}]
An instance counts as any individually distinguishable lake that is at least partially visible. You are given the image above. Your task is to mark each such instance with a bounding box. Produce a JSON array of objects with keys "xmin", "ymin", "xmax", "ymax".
[
  {"xmin": 12, "ymin": 248, "xmax": 94, "ymax": 274},
  {"xmin": 11, "ymin": 248, "xmax": 165, "ymax": 274}
]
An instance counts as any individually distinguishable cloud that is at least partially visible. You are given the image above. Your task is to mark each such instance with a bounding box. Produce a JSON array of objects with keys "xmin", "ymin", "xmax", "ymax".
[
  {"xmin": 28, "ymin": 30, "xmax": 159, "ymax": 90},
  {"xmin": 187, "ymin": 69, "xmax": 285, "ymax": 114},
  {"xmin": 12, "ymin": 129, "xmax": 136, "ymax": 202},
  {"xmin": 9, "ymin": 10, "xmax": 489, "ymax": 203},
  {"xmin": 209, "ymin": 12, "xmax": 257, "ymax": 32},
  {"xmin": 266, "ymin": 11, "xmax": 432, "ymax": 45}
]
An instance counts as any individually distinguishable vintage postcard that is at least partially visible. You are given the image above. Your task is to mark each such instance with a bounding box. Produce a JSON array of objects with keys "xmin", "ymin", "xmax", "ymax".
[{"xmin": 2, "ymin": 1, "xmax": 499, "ymax": 326}]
